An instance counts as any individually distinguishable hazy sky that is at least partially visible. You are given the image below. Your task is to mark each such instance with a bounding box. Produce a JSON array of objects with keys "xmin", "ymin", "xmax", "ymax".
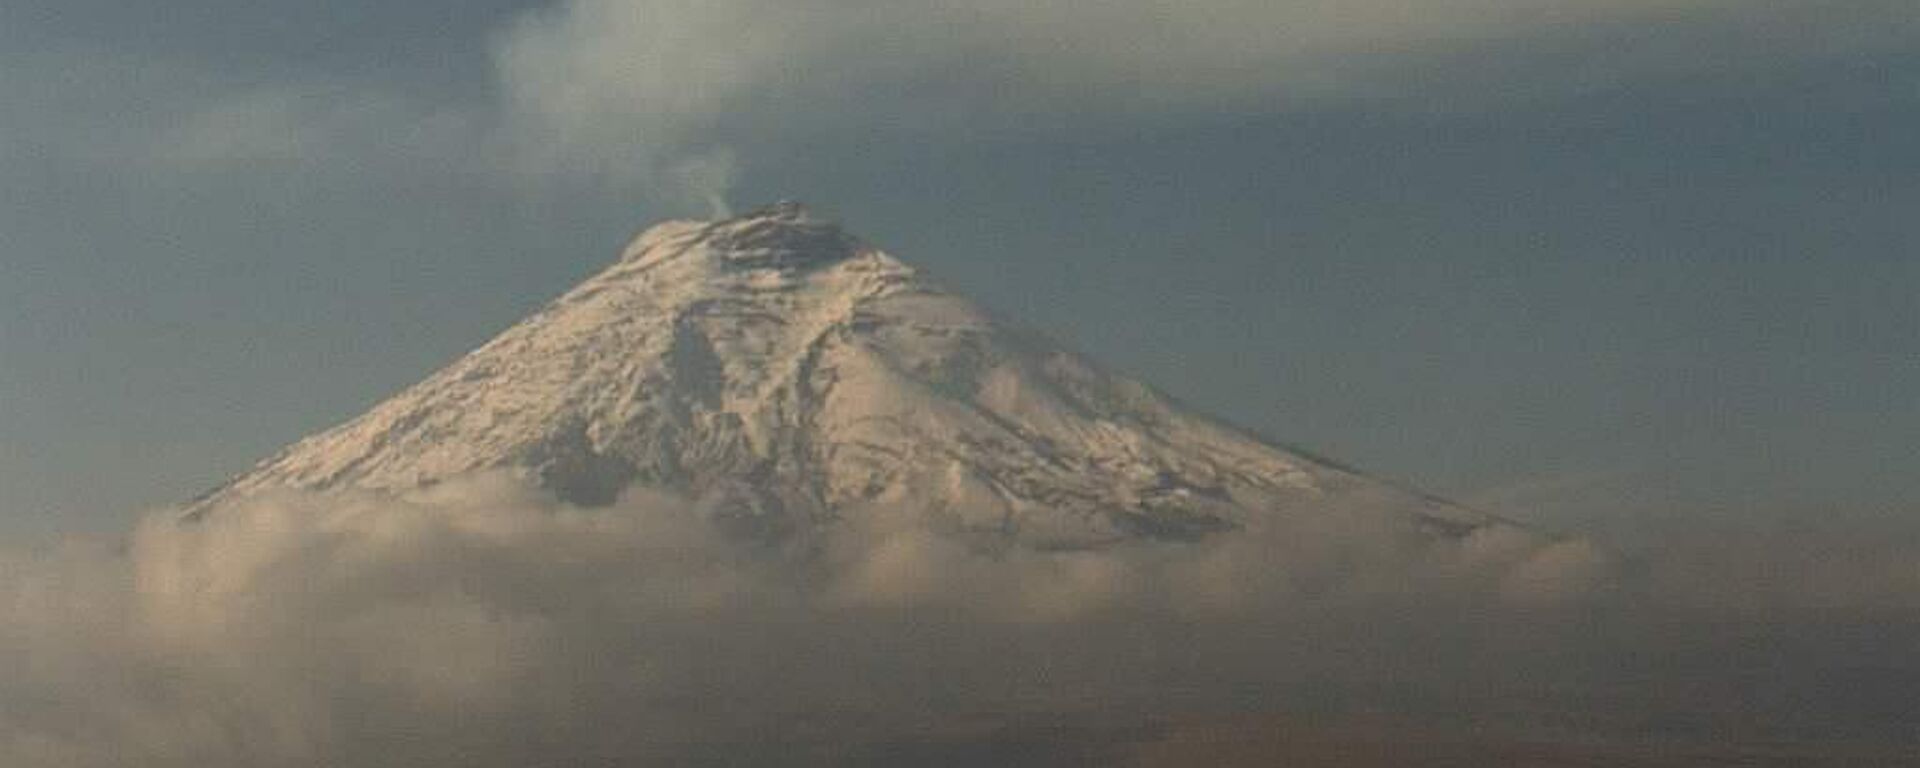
[{"xmin": 2, "ymin": 0, "xmax": 1917, "ymax": 543}]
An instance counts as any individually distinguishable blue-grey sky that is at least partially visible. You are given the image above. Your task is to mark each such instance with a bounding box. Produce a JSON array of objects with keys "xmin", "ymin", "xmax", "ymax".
[{"xmin": 2, "ymin": 0, "xmax": 1917, "ymax": 544}]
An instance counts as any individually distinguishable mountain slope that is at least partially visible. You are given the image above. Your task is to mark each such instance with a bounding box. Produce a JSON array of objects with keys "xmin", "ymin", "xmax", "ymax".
[{"xmin": 190, "ymin": 202, "xmax": 1500, "ymax": 549}]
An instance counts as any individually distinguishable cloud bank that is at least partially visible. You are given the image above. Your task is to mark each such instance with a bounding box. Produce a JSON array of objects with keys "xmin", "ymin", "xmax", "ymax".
[
  {"xmin": 487, "ymin": 0, "xmax": 1919, "ymax": 189},
  {"xmin": 71, "ymin": 0, "xmax": 1915, "ymax": 211},
  {"xmin": 2, "ymin": 471, "xmax": 1916, "ymax": 765}
]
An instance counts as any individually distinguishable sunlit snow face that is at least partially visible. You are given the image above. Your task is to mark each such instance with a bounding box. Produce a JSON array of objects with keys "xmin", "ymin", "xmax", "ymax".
[{"xmin": 185, "ymin": 206, "xmax": 1511, "ymax": 554}]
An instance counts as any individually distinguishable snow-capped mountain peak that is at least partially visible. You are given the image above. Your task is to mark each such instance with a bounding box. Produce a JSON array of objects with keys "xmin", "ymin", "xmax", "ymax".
[{"xmin": 190, "ymin": 204, "xmax": 1501, "ymax": 549}]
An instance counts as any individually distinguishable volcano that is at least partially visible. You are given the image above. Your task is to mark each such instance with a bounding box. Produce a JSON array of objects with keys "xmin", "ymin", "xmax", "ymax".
[{"xmin": 189, "ymin": 202, "xmax": 1504, "ymax": 549}]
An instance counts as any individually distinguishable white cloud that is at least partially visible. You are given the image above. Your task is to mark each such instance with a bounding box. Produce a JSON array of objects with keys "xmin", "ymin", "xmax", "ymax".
[
  {"xmin": 485, "ymin": 0, "xmax": 1918, "ymax": 189},
  {"xmin": 7, "ymin": 466, "xmax": 1920, "ymax": 763},
  {"xmin": 15, "ymin": 1, "xmax": 1912, "ymax": 210},
  {"xmin": 0, "ymin": 472, "xmax": 1626, "ymax": 765}
]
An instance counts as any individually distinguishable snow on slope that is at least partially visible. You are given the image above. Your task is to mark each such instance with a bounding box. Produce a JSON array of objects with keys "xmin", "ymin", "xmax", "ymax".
[{"xmin": 189, "ymin": 202, "xmax": 1500, "ymax": 549}]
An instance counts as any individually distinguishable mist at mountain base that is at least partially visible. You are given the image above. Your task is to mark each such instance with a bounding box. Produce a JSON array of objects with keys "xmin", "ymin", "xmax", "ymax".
[{"xmin": 4, "ymin": 473, "xmax": 1917, "ymax": 765}]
